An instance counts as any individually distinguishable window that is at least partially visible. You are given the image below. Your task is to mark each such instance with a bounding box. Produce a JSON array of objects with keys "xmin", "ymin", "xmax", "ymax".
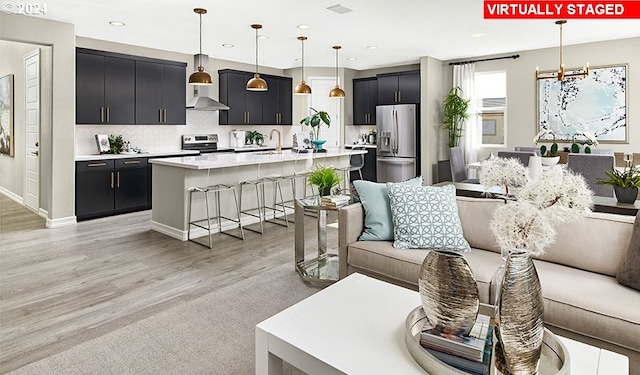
[{"xmin": 475, "ymin": 72, "xmax": 506, "ymax": 146}]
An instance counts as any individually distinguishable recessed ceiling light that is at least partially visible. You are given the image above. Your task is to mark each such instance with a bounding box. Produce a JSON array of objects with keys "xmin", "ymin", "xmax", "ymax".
[
  {"xmin": 222, "ymin": 43, "xmax": 234, "ymax": 48},
  {"xmin": 366, "ymin": 46, "xmax": 377, "ymax": 50},
  {"xmin": 347, "ymin": 57, "xmax": 357, "ymax": 61},
  {"xmin": 297, "ymin": 24, "xmax": 310, "ymax": 29},
  {"xmin": 257, "ymin": 35, "xmax": 269, "ymax": 40},
  {"xmin": 472, "ymin": 33, "xmax": 486, "ymax": 38},
  {"xmin": 109, "ymin": 21, "xmax": 125, "ymax": 26}
]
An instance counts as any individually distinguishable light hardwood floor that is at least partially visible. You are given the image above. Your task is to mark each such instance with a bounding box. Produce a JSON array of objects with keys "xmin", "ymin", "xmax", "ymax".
[{"xmin": 0, "ymin": 194, "xmax": 332, "ymax": 374}]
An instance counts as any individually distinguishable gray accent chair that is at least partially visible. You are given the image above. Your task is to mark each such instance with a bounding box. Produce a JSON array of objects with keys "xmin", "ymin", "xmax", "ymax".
[
  {"xmin": 497, "ymin": 151, "xmax": 536, "ymax": 167},
  {"xmin": 514, "ymin": 146, "xmax": 541, "ymax": 156},
  {"xmin": 567, "ymin": 154, "xmax": 615, "ymax": 197},
  {"xmin": 449, "ymin": 146, "xmax": 479, "ymax": 184}
]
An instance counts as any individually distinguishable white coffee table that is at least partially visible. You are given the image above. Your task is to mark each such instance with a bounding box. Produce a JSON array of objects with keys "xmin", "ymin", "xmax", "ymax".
[{"xmin": 255, "ymin": 273, "xmax": 628, "ymax": 375}]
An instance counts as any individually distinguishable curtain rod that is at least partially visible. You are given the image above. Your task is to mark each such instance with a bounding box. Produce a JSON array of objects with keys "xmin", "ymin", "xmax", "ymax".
[{"xmin": 449, "ymin": 54, "xmax": 520, "ymax": 66}]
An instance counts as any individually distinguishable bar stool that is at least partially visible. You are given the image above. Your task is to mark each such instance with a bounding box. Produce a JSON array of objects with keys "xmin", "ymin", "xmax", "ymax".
[
  {"xmin": 238, "ymin": 159, "xmax": 289, "ymax": 234},
  {"xmin": 187, "ymin": 180, "xmax": 245, "ymax": 249},
  {"xmin": 336, "ymin": 146, "xmax": 366, "ymax": 194}
]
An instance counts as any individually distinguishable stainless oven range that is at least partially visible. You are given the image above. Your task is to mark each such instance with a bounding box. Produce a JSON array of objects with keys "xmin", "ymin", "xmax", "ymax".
[{"xmin": 181, "ymin": 134, "xmax": 219, "ymax": 154}]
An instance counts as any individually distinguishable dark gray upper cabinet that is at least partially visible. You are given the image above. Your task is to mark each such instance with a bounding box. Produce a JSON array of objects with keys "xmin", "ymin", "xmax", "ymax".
[
  {"xmin": 353, "ymin": 77, "xmax": 378, "ymax": 125},
  {"xmin": 377, "ymin": 70, "xmax": 420, "ymax": 105},
  {"xmin": 76, "ymin": 48, "xmax": 186, "ymax": 125},
  {"xmin": 76, "ymin": 51, "xmax": 135, "ymax": 124},
  {"xmin": 135, "ymin": 61, "xmax": 186, "ymax": 125},
  {"xmin": 218, "ymin": 69, "xmax": 292, "ymax": 125}
]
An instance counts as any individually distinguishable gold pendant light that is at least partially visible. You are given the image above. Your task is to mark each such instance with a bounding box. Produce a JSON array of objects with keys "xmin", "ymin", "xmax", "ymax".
[
  {"xmin": 329, "ymin": 45, "xmax": 345, "ymax": 98},
  {"xmin": 246, "ymin": 24, "xmax": 268, "ymax": 91},
  {"xmin": 294, "ymin": 36, "xmax": 311, "ymax": 95},
  {"xmin": 188, "ymin": 8, "xmax": 213, "ymax": 86},
  {"xmin": 536, "ymin": 20, "xmax": 589, "ymax": 81}
]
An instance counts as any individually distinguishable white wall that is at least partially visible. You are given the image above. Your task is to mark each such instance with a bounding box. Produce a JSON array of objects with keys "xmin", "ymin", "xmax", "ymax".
[
  {"xmin": 0, "ymin": 41, "xmax": 39, "ymax": 200},
  {"xmin": 442, "ymin": 37, "xmax": 640, "ymax": 159}
]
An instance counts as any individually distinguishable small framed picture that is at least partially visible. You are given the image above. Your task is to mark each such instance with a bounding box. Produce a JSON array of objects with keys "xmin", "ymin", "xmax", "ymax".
[{"xmin": 95, "ymin": 134, "xmax": 110, "ymax": 153}]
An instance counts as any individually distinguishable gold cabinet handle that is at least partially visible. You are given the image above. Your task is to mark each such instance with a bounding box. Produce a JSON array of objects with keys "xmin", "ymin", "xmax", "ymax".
[
  {"xmin": 111, "ymin": 171, "xmax": 114, "ymax": 188},
  {"xmin": 398, "ymin": 91, "xmax": 402, "ymax": 102},
  {"xmin": 117, "ymin": 171, "xmax": 120, "ymax": 188},
  {"xmin": 124, "ymin": 160, "xmax": 140, "ymax": 164},
  {"xmin": 106, "ymin": 107, "xmax": 110, "ymax": 122},
  {"xmin": 100, "ymin": 107, "xmax": 104, "ymax": 122},
  {"xmin": 88, "ymin": 162, "xmax": 107, "ymax": 167},
  {"xmin": 163, "ymin": 109, "xmax": 167, "ymax": 123},
  {"xmin": 159, "ymin": 109, "xmax": 163, "ymax": 123}
]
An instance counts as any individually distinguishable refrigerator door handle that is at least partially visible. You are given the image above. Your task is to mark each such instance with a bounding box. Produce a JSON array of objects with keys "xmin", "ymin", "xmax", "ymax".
[{"xmin": 393, "ymin": 109, "xmax": 399, "ymax": 153}]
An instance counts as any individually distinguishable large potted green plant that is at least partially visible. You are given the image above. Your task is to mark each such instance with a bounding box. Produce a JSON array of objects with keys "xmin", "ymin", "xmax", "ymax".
[
  {"xmin": 300, "ymin": 107, "xmax": 331, "ymax": 151},
  {"xmin": 307, "ymin": 165, "xmax": 341, "ymax": 196},
  {"xmin": 441, "ymin": 87, "xmax": 470, "ymax": 148},
  {"xmin": 597, "ymin": 166, "xmax": 640, "ymax": 203}
]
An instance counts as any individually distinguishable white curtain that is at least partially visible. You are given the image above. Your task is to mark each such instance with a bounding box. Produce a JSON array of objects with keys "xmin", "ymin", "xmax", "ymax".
[{"xmin": 453, "ymin": 63, "xmax": 477, "ymax": 176}]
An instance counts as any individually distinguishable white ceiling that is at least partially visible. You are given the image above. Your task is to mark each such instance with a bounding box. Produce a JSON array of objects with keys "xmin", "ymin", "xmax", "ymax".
[{"xmin": 32, "ymin": 0, "xmax": 640, "ymax": 70}]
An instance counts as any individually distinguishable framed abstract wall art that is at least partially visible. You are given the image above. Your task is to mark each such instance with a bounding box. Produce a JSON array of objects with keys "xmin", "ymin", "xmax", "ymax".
[
  {"xmin": 0, "ymin": 74, "xmax": 14, "ymax": 156},
  {"xmin": 537, "ymin": 64, "xmax": 627, "ymax": 143}
]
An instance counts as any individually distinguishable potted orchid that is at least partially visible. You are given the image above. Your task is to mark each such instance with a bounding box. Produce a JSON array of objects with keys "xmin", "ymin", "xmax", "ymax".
[
  {"xmin": 533, "ymin": 129, "xmax": 559, "ymax": 165},
  {"xmin": 479, "ymin": 158, "xmax": 592, "ymax": 374}
]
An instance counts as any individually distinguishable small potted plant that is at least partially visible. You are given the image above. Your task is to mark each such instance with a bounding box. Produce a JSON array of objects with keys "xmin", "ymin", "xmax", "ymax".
[
  {"xmin": 533, "ymin": 129, "xmax": 560, "ymax": 165},
  {"xmin": 307, "ymin": 165, "xmax": 341, "ymax": 197},
  {"xmin": 597, "ymin": 166, "xmax": 640, "ymax": 203},
  {"xmin": 300, "ymin": 107, "xmax": 331, "ymax": 151},
  {"xmin": 245, "ymin": 131, "xmax": 265, "ymax": 146}
]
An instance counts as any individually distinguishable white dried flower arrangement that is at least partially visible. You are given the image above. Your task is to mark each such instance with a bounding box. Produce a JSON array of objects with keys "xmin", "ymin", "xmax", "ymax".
[{"xmin": 481, "ymin": 158, "xmax": 593, "ymax": 256}]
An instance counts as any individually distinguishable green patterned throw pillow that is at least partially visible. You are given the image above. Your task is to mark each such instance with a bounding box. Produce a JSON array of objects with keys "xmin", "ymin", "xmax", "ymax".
[{"xmin": 387, "ymin": 184, "xmax": 470, "ymax": 252}]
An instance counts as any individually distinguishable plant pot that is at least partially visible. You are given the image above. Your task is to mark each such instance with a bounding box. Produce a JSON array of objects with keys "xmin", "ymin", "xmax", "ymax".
[
  {"xmin": 540, "ymin": 156, "xmax": 560, "ymax": 166},
  {"xmin": 418, "ymin": 250, "xmax": 479, "ymax": 336},
  {"xmin": 614, "ymin": 186, "xmax": 638, "ymax": 204},
  {"xmin": 311, "ymin": 139, "xmax": 326, "ymax": 151}
]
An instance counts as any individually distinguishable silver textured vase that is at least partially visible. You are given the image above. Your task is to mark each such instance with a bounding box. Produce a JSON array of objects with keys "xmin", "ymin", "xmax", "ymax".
[
  {"xmin": 418, "ymin": 249, "xmax": 479, "ymax": 335},
  {"xmin": 496, "ymin": 251, "xmax": 544, "ymax": 375}
]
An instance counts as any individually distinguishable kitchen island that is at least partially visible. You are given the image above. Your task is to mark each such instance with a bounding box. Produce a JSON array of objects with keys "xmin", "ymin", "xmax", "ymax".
[{"xmin": 149, "ymin": 148, "xmax": 366, "ymax": 241}]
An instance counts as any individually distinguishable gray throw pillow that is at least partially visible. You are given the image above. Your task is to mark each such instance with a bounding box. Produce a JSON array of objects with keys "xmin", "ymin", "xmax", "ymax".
[
  {"xmin": 353, "ymin": 176, "xmax": 423, "ymax": 241},
  {"xmin": 617, "ymin": 211, "xmax": 640, "ymax": 291},
  {"xmin": 387, "ymin": 183, "xmax": 470, "ymax": 253}
]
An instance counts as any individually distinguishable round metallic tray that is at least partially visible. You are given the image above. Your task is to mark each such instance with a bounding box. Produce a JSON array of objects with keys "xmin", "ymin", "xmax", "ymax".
[{"xmin": 405, "ymin": 304, "xmax": 570, "ymax": 375}]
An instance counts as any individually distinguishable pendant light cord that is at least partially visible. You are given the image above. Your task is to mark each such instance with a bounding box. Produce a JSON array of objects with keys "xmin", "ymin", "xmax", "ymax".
[
  {"xmin": 197, "ymin": 12, "xmax": 203, "ymax": 68},
  {"xmin": 301, "ymin": 38, "xmax": 305, "ymax": 79},
  {"xmin": 335, "ymin": 48, "xmax": 339, "ymax": 86},
  {"xmin": 255, "ymin": 27, "xmax": 259, "ymax": 74}
]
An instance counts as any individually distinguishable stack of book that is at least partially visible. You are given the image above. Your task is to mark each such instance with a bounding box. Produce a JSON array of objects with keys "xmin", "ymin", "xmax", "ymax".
[
  {"xmin": 320, "ymin": 195, "xmax": 350, "ymax": 207},
  {"xmin": 420, "ymin": 314, "xmax": 493, "ymax": 375}
]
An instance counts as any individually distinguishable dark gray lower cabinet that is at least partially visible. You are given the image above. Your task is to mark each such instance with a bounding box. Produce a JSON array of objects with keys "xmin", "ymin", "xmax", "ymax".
[
  {"xmin": 350, "ymin": 147, "xmax": 377, "ymax": 182},
  {"xmin": 76, "ymin": 158, "xmax": 149, "ymax": 220}
]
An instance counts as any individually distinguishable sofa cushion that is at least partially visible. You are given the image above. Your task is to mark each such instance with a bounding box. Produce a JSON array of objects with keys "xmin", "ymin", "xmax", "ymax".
[
  {"xmin": 387, "ymin": 184, "xmax": 470, "ymax": 252},
  {"xmin": 353, "ymin": 176, "xmax": 423, "ymax": 241},
  {"xmin": 346, "ymin": 241, "xmax": 494, "ymax": 303},
  {"xmin": 534, "ymin": 259, "xmax": 640, "ymax": 352},
  {"xmin": 617, "ymin": 211, "xmax": 640, "ymax": 291}
]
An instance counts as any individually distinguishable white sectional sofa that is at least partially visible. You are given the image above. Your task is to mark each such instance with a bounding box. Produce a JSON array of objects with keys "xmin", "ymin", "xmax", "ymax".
[{"xmin": 338, "ymin": 196, "xmax": 640, "ymax": 372}]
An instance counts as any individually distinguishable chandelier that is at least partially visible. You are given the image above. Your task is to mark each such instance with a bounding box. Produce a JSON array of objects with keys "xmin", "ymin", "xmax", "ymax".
[{"xmin": 536, "ymin": 20, "xmax": 589, "ymax": 81}]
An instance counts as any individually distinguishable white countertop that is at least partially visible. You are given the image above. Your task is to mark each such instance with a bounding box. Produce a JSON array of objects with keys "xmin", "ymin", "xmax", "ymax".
[
  {"xmin": 76, "ymin": 150, "xmax": 199, "ymax": 161},
  {"xmin": 149, "ymin": 147, "xmax": 367, "ymax": 170},
  {"xmin": 345, "ymin": 143, "xmax": 377, "ymax": 149}
]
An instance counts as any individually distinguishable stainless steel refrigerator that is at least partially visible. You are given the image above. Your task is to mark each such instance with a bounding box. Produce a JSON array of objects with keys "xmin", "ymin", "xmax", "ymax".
[{"xmin": 376, "ymin": 104, "xmax": 419, "ymax": 182}]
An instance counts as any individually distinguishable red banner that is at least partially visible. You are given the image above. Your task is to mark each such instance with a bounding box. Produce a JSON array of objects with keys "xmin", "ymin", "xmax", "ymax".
[{"xmin": 484, "ymin": 1, "xmax": 640, "ymax": 18}]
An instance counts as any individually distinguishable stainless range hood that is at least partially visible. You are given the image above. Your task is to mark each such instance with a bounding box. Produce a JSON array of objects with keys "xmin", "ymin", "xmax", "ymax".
[{"xmin": 186, "ymin": 54, "xmax": 229, "ymax": 111}]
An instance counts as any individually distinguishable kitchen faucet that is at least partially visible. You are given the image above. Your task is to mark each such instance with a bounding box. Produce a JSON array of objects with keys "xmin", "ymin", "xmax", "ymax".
[{"xmin": 269, "ymin": 129, "xmax": 282, "ymax": 153}]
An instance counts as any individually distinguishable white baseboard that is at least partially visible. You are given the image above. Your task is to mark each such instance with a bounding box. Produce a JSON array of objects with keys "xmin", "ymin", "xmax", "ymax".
[
  {"xmin": 151, "ymin": 207, "xmax": 295, "ymax": 241},
  {"xmin": 151, "ymin": 220, "xmax": 187, "ymax": 241},
  {"xmin": 0, "ymin": 187, "xmax": 23, "ymax": 205},
  {"xmin": 46, "ymin": 216, "xmax": 77, "ymax": 228},
  {"xmin": 38, "ymin": 208, "xmax": 48, "ymax": 219}
]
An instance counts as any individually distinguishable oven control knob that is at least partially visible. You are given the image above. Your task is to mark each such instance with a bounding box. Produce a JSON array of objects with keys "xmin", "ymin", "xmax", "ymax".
[{"xmin": 184, "ymin": 137, "xmax": 191, "ymax": 142}]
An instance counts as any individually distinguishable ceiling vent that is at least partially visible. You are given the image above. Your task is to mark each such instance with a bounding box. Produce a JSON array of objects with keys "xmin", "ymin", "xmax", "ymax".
[{"xmin": 327, "ymin": 4, "xmax": 353, "ymax": 14}]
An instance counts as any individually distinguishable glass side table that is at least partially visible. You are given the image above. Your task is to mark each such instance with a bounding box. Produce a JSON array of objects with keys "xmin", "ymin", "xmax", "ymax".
[{"xmin": 294, "ymin": 195, "xmax": 353, "ymax": 285}]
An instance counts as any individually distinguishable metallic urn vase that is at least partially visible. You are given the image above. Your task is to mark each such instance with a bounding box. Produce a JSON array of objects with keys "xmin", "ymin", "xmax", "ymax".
[
  {"xmin": 418, "ymin": 250, "xmax": 479, "ymax": 336},
  {"xmin": 496, "ymin": 251, "xmax": 544, "ymax": 375}
]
